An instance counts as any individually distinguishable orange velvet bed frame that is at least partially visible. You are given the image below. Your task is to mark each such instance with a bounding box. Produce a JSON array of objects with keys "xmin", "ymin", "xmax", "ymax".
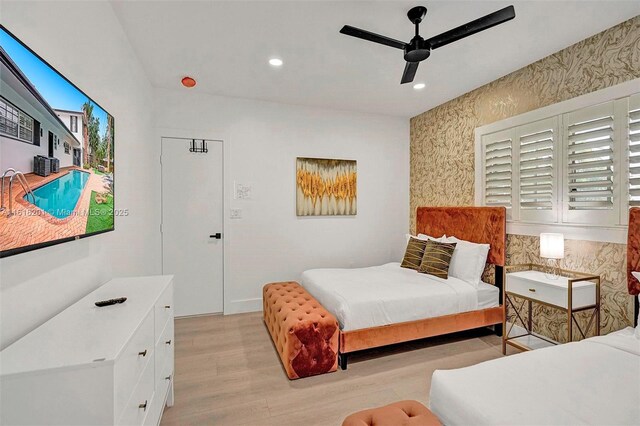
[
  {"xmin": 338, "ymin": 206, "xmax": 506, "ymax": 369},
  {"xmin": 628, "ymin": 208, "xmax": 639, "ymax": 326}
]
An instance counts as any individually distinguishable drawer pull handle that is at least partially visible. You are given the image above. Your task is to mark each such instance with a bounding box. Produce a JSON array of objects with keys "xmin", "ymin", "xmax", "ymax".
[
  {"xmin": 528, "ymin": 288, "xmax": 536, "ymax": 292},
  {"xmin": 138, "ymin": 349, "xmax": 148, "ymax": 357},
  {"xmin": 164, "ymin": 305, "xmax": 171, "ymax": 309},
  {"xmin": 139, "ymin": 400, "xmax": 148, "ymax": 411},
  {"xmin": 166, "ymin": 339, "xmax": 172, "ymax": 345},
  {"xmin": 165, "ymin": 374, "xmax": 172, "ymax": 381}
]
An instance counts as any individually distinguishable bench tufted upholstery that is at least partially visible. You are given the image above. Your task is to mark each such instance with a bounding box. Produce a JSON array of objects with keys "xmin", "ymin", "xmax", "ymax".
[
  {"xmin": 263, "ymin": 281, "xmax": 339, "ymax": 379},
  {"xmin": 342, "ymin": 400, "xmax": 441, "ymax": 426}
]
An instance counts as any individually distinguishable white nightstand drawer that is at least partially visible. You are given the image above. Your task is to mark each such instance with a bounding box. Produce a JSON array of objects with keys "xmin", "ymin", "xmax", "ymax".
[{"xmin": 507, "ymin": 270, "xmax": 596, "ymax": 309}]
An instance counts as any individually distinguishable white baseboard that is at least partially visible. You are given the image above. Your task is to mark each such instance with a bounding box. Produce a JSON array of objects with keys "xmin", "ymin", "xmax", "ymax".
[{"xmin": 224, "ymin": 297, "xmax": 262, "ymax": 315}]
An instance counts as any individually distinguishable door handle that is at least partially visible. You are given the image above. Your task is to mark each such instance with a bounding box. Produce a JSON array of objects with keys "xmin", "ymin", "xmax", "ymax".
[{"xmin": 210, "ymin": 233, "xmax": 222, "ymax": 239}]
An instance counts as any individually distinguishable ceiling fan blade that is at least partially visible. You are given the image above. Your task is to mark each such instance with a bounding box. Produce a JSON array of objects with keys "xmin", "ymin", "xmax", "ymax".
[
  {"xmin": 340, "ymin": 25, "xmax": 406, "ymax": 50},
  {"xmin": 426, "ymin": 5, "xmax": 515, "ymax": 50},
  {"xmin": 401, "ymin": 62, "xmax": 419, "ymax": 84}
]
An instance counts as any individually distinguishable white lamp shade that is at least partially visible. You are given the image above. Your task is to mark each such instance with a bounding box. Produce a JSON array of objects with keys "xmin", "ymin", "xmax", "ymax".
[{"xmin": 540, "ymin": 233, "xmax": 564, "ymax": 259}]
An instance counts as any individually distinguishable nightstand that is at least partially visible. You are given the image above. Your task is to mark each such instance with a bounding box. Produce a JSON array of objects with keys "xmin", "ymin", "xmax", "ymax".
[{"xmin": 503, "ymin": 264, "xmax": 600, "ymax": 354}]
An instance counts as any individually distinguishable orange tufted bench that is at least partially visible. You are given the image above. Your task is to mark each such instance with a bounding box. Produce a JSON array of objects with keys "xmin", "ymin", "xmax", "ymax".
[
  {"xmin": 342, "ymin": 401, "xmax": 442, "ymax": 426},
  {"xmin": 263, "ymin": 281, "xmax": 339, "ymax": 379}
]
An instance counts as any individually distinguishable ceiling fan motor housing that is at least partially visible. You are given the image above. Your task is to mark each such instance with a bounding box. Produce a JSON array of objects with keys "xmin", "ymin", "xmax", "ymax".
[
  {"xmin": 404, "ymin": 6, "xmax": 430, "ymax": 63},
  {"xmin": 404, "ymin": 38, "xmax": 430, "ymax": 62}
]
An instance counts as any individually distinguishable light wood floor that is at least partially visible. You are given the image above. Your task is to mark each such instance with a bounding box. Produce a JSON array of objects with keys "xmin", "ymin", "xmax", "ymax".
[{"xmin": 161, "ymin": 312, "xmax": 507, "ymax": 426}]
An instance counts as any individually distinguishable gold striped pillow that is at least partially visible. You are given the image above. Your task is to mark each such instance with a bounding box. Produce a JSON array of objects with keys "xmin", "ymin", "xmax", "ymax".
[
  {"xmin": 400, "ymin": 237, "xmax": 427, "ymax": 270},
  {"xmin": 418, "ymin": 240, "xmax": 457, "ymax": 279}
]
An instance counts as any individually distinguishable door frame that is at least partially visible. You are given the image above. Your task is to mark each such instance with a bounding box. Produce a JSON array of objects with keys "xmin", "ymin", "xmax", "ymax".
[{"xmin": 160, "ymin": 135, "xmax": 226, "ymax": 315}]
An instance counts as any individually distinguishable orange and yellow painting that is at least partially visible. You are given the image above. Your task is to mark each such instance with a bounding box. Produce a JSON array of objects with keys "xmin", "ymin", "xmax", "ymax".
[{"xmin": 296, "ymin": 157, "xmax": 356, "ymax": 216}]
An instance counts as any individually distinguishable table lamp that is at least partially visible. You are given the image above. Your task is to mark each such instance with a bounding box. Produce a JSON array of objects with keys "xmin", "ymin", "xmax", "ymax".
[{"xmin": 540, "ymin": 233, "xmax": 564, "ymax": 279}]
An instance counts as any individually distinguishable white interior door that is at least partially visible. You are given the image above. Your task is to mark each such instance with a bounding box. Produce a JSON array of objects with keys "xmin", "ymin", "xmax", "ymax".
[{"xmin": 161, "ymin": 137, "xmax": 223, "ymax": 316}]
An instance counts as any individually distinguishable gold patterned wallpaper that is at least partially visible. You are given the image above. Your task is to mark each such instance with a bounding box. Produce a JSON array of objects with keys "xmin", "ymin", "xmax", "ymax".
[{"xmin": 410, "ymin": 16, "xmax": 640, "ymax": 341}]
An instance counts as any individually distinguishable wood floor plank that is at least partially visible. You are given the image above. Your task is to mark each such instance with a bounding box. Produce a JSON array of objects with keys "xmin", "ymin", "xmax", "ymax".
[{"xmin": 161, "ymin": 312, "xmax": 504, "ymax": 426}]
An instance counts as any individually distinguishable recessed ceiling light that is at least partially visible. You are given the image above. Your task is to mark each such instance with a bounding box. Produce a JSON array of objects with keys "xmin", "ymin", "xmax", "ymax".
[
  {"xmin": 269, "ymin": 58, "xmax": 283, "ymax": 67},
  {"xmin": 413, "ymin": 83, "xmax": 426, "ymax": 90}
]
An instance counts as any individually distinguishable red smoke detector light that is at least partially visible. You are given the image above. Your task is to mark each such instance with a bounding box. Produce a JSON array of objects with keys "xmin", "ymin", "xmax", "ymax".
[{"xmin": 181, "ymin": 76, "xmax": 196, "ymax": 88}]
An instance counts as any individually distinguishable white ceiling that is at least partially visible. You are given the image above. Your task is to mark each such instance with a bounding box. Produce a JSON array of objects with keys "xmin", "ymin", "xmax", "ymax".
[{"xmin": 110, "ymin": 1, "xmax": 640, "ymax": 118}]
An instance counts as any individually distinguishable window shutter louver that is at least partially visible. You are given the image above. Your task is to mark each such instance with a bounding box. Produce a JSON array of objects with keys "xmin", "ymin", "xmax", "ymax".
[
  {"xmin": 629, "ymin": 94, "xmax": 640, "ymax": 207},
  {"xmin": 483, "ymin": 133, "xmax": 513, "ymax": 210},
  {"xmin": 566, "ymin": 105, "xmax": 615, "ymax": 211},
  {"xmin": 519, "ymin": 127, "xmax": 554, "ymax": 211}
]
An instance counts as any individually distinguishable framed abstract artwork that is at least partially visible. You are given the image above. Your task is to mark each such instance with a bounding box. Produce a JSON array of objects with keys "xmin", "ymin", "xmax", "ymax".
[{"xmin": 296, "ymin": 157, "xmax": 356, "ymax": 216}]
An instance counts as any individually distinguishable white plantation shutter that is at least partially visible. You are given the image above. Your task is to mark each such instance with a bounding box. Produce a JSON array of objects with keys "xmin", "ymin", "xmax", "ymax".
[
  {"xmin": 517, "ymin": 118, "xmax": 558, "ymax": 222},
  {"xmin": 483, "ymin": 130, "xmax": 513, "ymax": 214},
  {"xmin": 479, "ymin": 90, "xmax": 638, "ymax": 232},
  {"xmin": 563, "ymin": 101, "xmax": 619, "ymax": 224},
  {"xmin": 629, "ymin": 94, "xmax": 640, "ymax": 207}
]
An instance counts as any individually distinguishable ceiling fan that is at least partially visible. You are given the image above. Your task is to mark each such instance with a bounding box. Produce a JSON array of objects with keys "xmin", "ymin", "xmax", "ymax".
[{"xmin": 340, "ymin": 5, "xmax": 515, "ymax": 84}]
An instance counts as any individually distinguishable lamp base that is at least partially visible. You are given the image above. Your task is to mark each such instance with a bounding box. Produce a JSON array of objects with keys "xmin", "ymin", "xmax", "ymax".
[{"xmin": 543, "ymin": 258, "xmax": 561, "ymax": 280}]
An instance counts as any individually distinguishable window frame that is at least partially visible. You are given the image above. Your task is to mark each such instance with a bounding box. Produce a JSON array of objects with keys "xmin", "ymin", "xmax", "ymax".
[
  {"xmin": 70, "ymin": 115, "xmax": 78, "ymax": 133},
  {"xmin": 0, "ymin": 96, "xmax": 36, "ymax": 144},
  {"xmin": 474, "ymin": 78, "xmax": 640, "ymax": 244}
]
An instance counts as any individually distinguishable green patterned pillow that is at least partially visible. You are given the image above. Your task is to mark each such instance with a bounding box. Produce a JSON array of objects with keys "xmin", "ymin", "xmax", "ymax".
[
  {"xmin": 418, "ymin": 240, "xmax": 457, "ymax": 279},
  {"xmin": 400, "ymin": 237, "xmax": 427, "ymax": 270}
]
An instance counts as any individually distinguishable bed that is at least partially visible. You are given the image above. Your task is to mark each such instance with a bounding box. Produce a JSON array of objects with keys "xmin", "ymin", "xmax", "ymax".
[
  {"xmin": 301, "ymin": 206, "xmax": 506, "ymax": 369},
  {"xmin": 429, "ymin": 207, "xmax": 640, "ymax": 425},
  {"xmin": 429, "ymin": 327, "xmax": 640, "ymax": 425}
]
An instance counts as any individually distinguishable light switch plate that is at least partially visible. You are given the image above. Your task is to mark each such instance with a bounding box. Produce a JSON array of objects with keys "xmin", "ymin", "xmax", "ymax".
[{"xmin": 230, "ymin": 208, "xmax": 242, "ymax": 219}]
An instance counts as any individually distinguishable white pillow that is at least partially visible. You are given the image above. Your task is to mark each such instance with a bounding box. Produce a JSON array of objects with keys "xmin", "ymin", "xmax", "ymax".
[
  {"xmin": 443, "ymin": 236, "xmax": 490, "ymax": 287},
  {"xmin": 416, "ymin": 233, "xmax": 446, "ymax": 241}
]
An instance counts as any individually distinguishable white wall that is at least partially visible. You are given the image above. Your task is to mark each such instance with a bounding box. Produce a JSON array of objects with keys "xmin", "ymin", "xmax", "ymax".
[
  {"xmin": 155, "ymin": 89, "xmax": 409, "ymax": 314},
  {"xmin": 0, "ymin": 1, "xmax": 161, "ymax": 349}
]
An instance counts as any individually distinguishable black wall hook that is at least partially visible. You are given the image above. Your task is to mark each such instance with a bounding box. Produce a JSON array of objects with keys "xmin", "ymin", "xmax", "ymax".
[{"xmin": 189, "ymin": 139, "xmax": 208, "ymax": 153}]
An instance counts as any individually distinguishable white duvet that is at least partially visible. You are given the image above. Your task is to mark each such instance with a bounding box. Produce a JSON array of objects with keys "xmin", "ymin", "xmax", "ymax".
[
  {"xmin": 301, "ymin": 262, "xmax": 481, "ymax": 331},
  {"xmin": 429, "ymin": 327, "xmax": 640, "ymax": 425}
]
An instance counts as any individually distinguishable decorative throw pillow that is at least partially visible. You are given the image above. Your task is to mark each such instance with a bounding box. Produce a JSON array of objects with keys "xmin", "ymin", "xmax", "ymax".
[
  {"xmin": 400, "ymin": 237, "xmax": 428, "ymax": 270},
  {"xmin": 418, "ymin": 240, "xmax": 457, "ymax": 279}
]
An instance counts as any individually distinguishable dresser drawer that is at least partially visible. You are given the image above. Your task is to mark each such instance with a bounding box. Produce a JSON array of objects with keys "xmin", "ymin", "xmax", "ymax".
[
  {"xmin": 114, "ymin": 311, "xmax": 154, "ymax": 419},
  {"xmin": 155, "ymin": 283, "xmax": 173, "ymax": 343},
  {"xmin": 144, "ymin": 375, "xmax": 171, "ymax": 426},
  {"xmin": 507, "ymin": 271, "xmax": 596, "ymax": 309},
  {"xmin": 117, "ymin": 354, "xmax": 155, "ymax": 426},
  {"xmin": 155, "ymin": 319, "xmax": 174, "ymax": 390}
]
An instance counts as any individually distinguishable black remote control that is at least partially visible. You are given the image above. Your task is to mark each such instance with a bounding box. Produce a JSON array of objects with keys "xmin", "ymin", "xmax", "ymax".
[{"xmin": 95, "ymin": 297, "xmax": 127, "ymax": 307}]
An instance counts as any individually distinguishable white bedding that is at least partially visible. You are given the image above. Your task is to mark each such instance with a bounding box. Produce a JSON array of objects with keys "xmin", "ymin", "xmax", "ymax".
[
  {"xmin": 477, "ymin": 282, "xmax": 499, "ymax": 309},
  {"xmin": 301, "ymin": 262, "xmax": 497, "ymax": 331},
  {"xmin": 429, "ymin": 327, "xmax": 640, "ymax": 425}
]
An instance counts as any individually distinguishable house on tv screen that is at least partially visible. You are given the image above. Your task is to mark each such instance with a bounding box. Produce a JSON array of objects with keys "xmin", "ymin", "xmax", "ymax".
[{"xmin": 0, "ymin": 46, "xmax": 82, "ymax": 175}]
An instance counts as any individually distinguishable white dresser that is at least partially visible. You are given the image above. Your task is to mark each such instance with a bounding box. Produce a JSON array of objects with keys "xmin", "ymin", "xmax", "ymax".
[{"xmin": 0, "ymin": 275, "xmax": 175, "ymax": 426}]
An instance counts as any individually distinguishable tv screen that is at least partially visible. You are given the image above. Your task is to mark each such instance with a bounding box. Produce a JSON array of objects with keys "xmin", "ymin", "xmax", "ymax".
[{"xmin": 0, "ymin": 25, "xmax": 114, "ymax": 257}]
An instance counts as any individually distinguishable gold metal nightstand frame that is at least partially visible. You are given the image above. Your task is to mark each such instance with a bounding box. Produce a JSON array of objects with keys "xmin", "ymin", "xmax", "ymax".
[{"xmin": 502, "ymin": 263, "xmax": 601, "ymax": 354}]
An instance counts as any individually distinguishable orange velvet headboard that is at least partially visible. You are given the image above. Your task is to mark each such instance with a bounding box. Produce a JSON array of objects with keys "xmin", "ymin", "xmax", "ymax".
[
  {"xmin": 416, "ymin": 207, "xmax": 507, "ymax": 266},
  {"xmin": 628, "ymin": 208, "xmax": 640, "ymax": 296}
]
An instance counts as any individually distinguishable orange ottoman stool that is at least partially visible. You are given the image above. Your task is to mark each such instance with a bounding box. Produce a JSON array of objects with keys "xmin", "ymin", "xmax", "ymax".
[
  {"xmin": 263, "ymin": 282, "xmax": 339, "ymax": 379},
  {"xmin": 342, "ymin": 401, "xmax": 441, "ymax": 426}
]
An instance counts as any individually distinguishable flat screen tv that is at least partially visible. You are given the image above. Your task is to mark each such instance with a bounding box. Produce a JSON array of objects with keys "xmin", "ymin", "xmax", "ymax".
[{"xmin": 0, "ymin": 25, "xmax": 115, "ymax": 257}]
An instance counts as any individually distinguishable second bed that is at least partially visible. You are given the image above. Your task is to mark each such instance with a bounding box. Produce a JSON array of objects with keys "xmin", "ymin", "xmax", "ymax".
[{"xmin": 301, "ymin": 206, "xmax": 507, "ymax": 369}]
